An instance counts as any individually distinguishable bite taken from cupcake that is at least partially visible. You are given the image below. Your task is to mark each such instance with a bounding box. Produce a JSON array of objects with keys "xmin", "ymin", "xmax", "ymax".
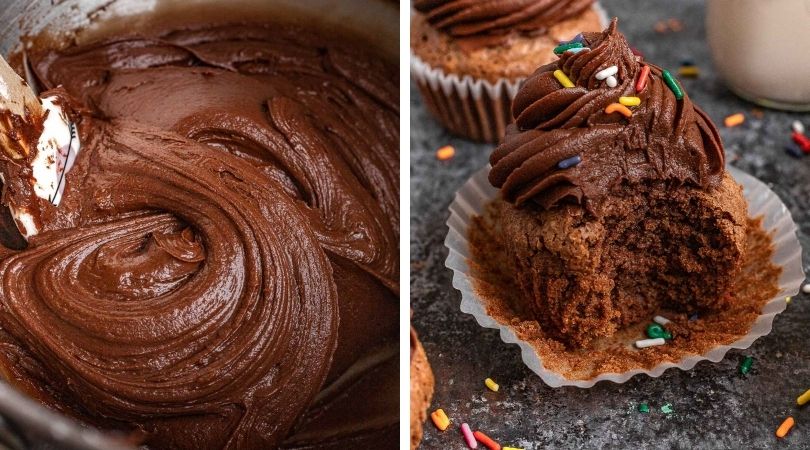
[{"xmin": 450, "ymin": 19, "xmax": 801, "ymax": 384}]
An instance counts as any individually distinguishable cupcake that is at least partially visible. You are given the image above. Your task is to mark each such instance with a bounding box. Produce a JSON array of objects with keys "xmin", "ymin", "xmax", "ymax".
[
  {"xmin": 411, "ymin": 0, "xmax": 606, "ymax": 142},
  {"xmin": 410, "ymin": 327, "xmax": 434, "ymax": 450},
  {"xmin": 485, "ymin": 19, "xmax": 748, "ymax": 348}
]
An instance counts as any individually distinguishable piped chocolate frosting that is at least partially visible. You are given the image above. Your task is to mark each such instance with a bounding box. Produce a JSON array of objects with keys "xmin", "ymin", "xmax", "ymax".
[{"xmin": 489, "ymin": 19, "xmax": 724, "ymax": 214}]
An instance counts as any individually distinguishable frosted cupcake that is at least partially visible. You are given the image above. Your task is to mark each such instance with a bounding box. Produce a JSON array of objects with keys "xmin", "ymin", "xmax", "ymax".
[{"xmin": 411, "ymin": 0, "xmax": 606, "ymax": 142}]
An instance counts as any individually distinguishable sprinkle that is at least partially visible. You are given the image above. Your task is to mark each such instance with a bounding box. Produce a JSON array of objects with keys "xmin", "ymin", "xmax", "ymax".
[
  {"xmin": 680, "ymin": 59, "xmax": 695, "ymax": 66},
  {"xmin": 786, "ymin": 296, "xmax": 792, "ymax": 304},
  {"xmin": 653, "ymin": 315, "xmax": 671, "ymax": 325},
  {"xmin": 739, "ymin": 355, "xmax": 754, "ymax": 374},
  {"xmin": 792, "ymin": 131, "xmax": 810, "ymax": 152},
  {"xmin": 751, "ymin": 108, "xmax": 765, "ymax": 119},
  {"xmin": 785, "ymin": 143, "xmax": 803, "ymax": 158},
  {"xmin": 724, "ymin": 113, "xmax": 745, "ymax": 128},
  {"xmin": 473, "ymin": 431, "xmax": 500, "ymax": 450},
  {"xmin": 436, "ymin": 145, "xmax": 455, "ymax": 161},
  {"xmin": 668, "ymin": 18, "xmax": 684, "ymax": 32},
  {"xmin": 605, "ymin": 103, "xmax": 633, "ymax": 118},
  {"xmin": 635, "ymin": 65, "xmax": 650, "ymax": 93},
  {"xmin": 557, "ymin": 155, "xmax": 582, "ymax": 169},
  {"xmin": 595, "ymin": 65, "xmax": 618, "ymax": 80},
  {"xmin": 776, "ymin": 417, "xmax": 795, "ymax": 438},
  {"xmin": 662, "ymin": 70, "xmax": 684, "ymax": 99},
  {"xmin": 631, "ymin": 47, "xmax": 644, "ymax": 58},
  {"xmin": 566, "ymin": 47, "xmax": 590, "ymax": 54},
  {"xmin": 802, "ymin": 284, "xmax": 810, "ymax": 294},
  {"xmin": 689, "ymin": 313, "xmax": 699, "ymax": 321},
  {"xmin": 619, "ymin": 96, "xmax": 641, "ymax": 107},
  {"xmin": 646, "ymin": 323, "xmax": 665, "ymax": 339},
  {"xmin": 798, "ymin": 389, "xmax": 810, "ymax": 406},
  {"xmin": 554, "ymin": 42, "xmax": 584, "ymax": 54},
  {"xmin": 559, "ymin": 33, "xmax": 584, "ymax": 45},
  {"xmin": 431, "ymin": 409, "xmax": 450, "ymax": 431},
  {"xmin": 654, "ymin": 20, "xmax": 668, "ymax": 33},
  {"xmin": 661, "ymin": 403, "xmax": 674, "ymax": 414},
  {"xmin": 485, "ymin": 377, "xmax": 499, "ymax": 392},
  {"xmin": 553, "ymin": 70, "xmax": 575, "ymax": 88},
  {"xmin": 635, "ymin": 338, "xmax": 666, "ymax": 348},
  {"xmin": 605, "ymin": 76, "xmax": 618, "ymax": 88},
  {"xmin": 503, "ymin": 448, "xmax": 524, "ymax": 450},
  {"xmin": 678, "ymin": 66, "xmax": 699, "ymax": 77},
  {"xmin": 793, "ymin": 120, "xmax": 806, "ymax": 134},
  {"xmin": 461, "ymin": 423, "xmax": 477, "ymax": 448},
  {"xmin": 638, "ymin": 403, "xmax": 650, "ymax": 413}
]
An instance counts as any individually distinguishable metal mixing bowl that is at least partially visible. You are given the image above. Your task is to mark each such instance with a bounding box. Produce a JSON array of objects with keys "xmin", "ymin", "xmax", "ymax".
[{"xmin": 0, "ymin": 1, "xmax": 397, "ymax": 448}]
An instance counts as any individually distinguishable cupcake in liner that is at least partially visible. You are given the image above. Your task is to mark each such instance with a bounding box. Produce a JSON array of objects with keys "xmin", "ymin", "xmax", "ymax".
[
  {"xmin": 411, "ymin": 1, "xmax": 610, "ymax": 143},
  {"xmin": 445, "ymin": 165, "xmax": 803, "ymax": 388},
  {"xmin": 443, "ymin": 20, "xmax": 804, "ymax": 388}
]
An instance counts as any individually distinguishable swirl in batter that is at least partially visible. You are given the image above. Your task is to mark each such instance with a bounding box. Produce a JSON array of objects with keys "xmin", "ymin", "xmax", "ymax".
[{"xmin": 0, "ymin": 22, "xmax": 398, "ymax": 449}]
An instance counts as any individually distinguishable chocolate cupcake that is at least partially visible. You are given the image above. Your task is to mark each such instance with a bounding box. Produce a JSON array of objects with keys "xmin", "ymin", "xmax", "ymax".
[
  {"xmin": 410, "ymin": 327, "xmax": 434, "ymax": 450},
  {"xmin": 486, "ymin": 19, "xmax": 748, "ymax": 348},
  {"xmin": 411, "ymin": 0, "xmax": 607, "ymax": 142}
]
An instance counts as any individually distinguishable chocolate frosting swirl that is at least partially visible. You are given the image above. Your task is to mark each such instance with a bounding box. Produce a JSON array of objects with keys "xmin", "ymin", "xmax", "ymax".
[
  {"xmin": 489, "ymin": 20, "xmax": 724, "ymax": 212},
  {"xmin": 413, "ymin": 0, "xmax": 594, "ymax": 50},
  {"xmin": 0, "ymin": 23, "xmax": 398, "ymax": 449}
]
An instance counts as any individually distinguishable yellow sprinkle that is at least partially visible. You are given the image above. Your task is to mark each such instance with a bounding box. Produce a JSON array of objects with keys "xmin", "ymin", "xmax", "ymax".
[
  {"xmin": 430, "ymin": 408, "xmax": 450, "ymax": 431},
  {"xmin": 786, "ymin": 296, "xmax": 792, "ymax": 304},
  {"xmin": 436, "ymin": 145, "xmax": 455, "ymax": 161},
  {"xmin": 485, "ymin": 377, "xmax": 499, "ymax": 392},
  {"xmin": 619, "ymin": 96, "xmax": 641, "ymax": 106},
  {"xmin": 798, "ymin": 388, "xmax": 810, "ymax": 406},
  {"xmin": 553, "ymin": 69, "xmax": 575, "ymax": 88},
  {"xmin": 678, "ymin": 66, "xmax": 700, "ymax": 77}
]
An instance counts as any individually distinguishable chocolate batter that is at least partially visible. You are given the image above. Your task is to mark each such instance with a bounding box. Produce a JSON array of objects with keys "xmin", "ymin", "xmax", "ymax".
[{"xmin": 0, "ymin": 21, "xmax": 398, "ymax": 449}]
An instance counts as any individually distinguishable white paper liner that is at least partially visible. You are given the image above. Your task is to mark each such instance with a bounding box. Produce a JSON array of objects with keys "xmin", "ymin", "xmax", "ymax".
[
  {"xmin": 410, "ymin": 2, "xmax": 610, "ymax": 143},
  {"xmin": 444, "ymin": 165, "xmax": 805, "ymax": 388}
]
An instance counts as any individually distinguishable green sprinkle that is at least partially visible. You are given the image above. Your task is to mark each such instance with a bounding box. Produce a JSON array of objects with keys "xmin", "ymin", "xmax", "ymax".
[
  {"xmin": 554, "ymin": 42, "xmax": 584, "ymax": 55},
  {"xmin": 660, "ymin": 403, "xmax": 674, "ymax": 414},
  {"xmin": 740, "ymin": 356, "xmax": 754, "ymax": 375},
  {"xmin": 646, "ymin": 323, "xmax": 665, "ymax": 339},
  {"xmin": 662, "ymin": 70, "xmax": 684, "ymax": 100},
  {"xmin": 663, "ymin": 331, "xmax": 673, "ymax": 340},
  {"xmin": 638, "ymin": 403, "xmax": 650, "ymax": 413}
]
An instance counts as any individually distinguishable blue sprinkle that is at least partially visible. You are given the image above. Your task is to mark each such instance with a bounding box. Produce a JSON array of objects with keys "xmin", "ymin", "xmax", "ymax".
[
  {"xmin": 566, "ymin": 47, "xmax": 590, "ymax": 54},
  {"xmin": 680, "ymin": 59, "xmax": 695, "ymax": 67},
  {"xmin": 559, "ymin": 33, "xmax": 584, "ymax": 45},
  {"xmin": 785, "ymin": 142, "xmax": 804, "ymax": 158},
  {"xmin": 689, "ymin": 313, "xmax": 699, "ymax": 321},
  {"xmin": 557, "ymin": 155, "xmax": 582, "ymax": 169}
]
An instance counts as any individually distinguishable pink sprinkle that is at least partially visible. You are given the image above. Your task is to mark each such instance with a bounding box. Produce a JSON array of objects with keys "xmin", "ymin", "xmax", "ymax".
[
  {"xmin": 631, "ymin": 47, "xmax": 644, "ymax": 58},
  {"xmin": 461, "ymin": 423, "xmax": 477, "ymax": 449}
]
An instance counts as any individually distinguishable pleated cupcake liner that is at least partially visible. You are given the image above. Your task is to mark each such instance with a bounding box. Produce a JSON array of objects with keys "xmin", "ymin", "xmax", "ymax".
[
  {"xmin": 411, "ymin": 2, "xmax": 610, "ymax": 143},
  {"xmin": 444, "ymin": 165, "xmax": 804, "ymax": 388}
]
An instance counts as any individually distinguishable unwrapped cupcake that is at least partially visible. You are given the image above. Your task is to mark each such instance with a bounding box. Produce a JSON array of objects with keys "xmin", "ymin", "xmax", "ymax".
[
  {"xmin": 456, "ymin": 19, "xmax": 797, "ymax": 384},
  {"xmin": 411, "ymin": 0, "xmax": 606, "ymax": 142}
]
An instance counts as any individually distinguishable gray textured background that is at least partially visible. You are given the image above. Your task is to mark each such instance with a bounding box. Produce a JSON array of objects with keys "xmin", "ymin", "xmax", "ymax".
[{"xmin": 410, "ymin": 0, "xmax": 810, "ymax": 448}]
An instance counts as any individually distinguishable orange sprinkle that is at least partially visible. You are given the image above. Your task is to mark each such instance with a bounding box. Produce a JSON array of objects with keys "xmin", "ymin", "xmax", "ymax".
[
  {"xmin": 654, "ymin": 21, "xmax": 668, "ymax": 33},
  {"xmin": 776, "ymin": 416, "xmax": 795, "ymax": 438},
  {"xmin": 605, "ymin": 103, "xmax": 633, "ymax": 118},
  {"xmin": 668, "ymin": 18, "xmax": 684, "ymax": 32},
  {"xmin": 436, "ymin": 145, "xmax": 455, "ymax": 161},
  {"xmin": 430, "ymin": 408, "xmax": 450, "ymax": 431},
  {"xmin": 724, "ymin": 113, "xmax": 745, "ymax": 128},
  {"xmin": 473, "ymin": 430, "xmax": 501, "ymax": 450}
]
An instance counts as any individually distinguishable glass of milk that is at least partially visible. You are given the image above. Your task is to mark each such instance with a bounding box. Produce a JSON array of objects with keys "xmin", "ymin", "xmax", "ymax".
[{"xmin": 706, "ymin": 0, "xmax": 810, "ymax": 111}]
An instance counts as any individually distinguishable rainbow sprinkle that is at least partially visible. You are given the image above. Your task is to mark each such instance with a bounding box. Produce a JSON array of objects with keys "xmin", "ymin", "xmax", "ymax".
[
  {"xmin": 484, "ymin": 378, "xmax": 499, "ymax": 392},
  {"xmin": 461, "ymin": 423, "xmax": 477, "ymax": 448},
  {"xmin": 557, "ymin": 155, "xmax": 582, "ymax": 169},
  {"xmin": 554, "ymin": 42, "xmax": 584, "ymax": 54},
  {"xmin": 553, "ymin": 70, "xmax": 575, "ymax": 88},
  {"xmin": 619, "ymin": 96, "xmax": 641, "ymax": 106},
  {"xmin": 662, "ymin": 70, "xmax": 684, "ymax": 99},
  {"xmin": 605, "ymin": 103, "xmax": 633, "ymax": 118}
]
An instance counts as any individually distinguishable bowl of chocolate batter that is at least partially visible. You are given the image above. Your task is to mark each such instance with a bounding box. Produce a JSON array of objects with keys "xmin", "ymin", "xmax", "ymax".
[{"xmin": 0, "ymin": 1, "xmax": 399, "ymax": 449}]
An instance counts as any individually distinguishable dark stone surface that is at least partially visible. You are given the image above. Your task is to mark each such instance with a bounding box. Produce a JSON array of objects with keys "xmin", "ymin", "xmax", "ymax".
[{"xmin": 409, "ymin": 1, "xmax": 810, "ymax": 448}]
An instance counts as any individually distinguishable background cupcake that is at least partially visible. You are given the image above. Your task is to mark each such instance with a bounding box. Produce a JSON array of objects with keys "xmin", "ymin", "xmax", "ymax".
[{"xmin": 411, "ymin": 0, "xmax": 607, "ymax": 142}]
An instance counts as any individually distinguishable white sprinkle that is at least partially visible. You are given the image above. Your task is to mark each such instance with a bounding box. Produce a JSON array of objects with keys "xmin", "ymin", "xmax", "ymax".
[
  {"xmin": 653, "ymin": 315, "xmax": 672, "ymax": 325},
  {"xmin": 566, "ymin": 47, "xmax": 590, "ymax": 54},
  {"xmin": 793, "ymin": 121, "xmax": 805, "ymax": 134},
  {"xmin": 605, "ymin": 76, "xmax": 618, "ymax": 88},
  {"xmin": 595, "ymin": 65, "xmax": 618, "ymax": 80},
  {"xmin": 802, "ymin": 283, "xmax": 810, "ymax": 294},
  {"xmin": 0, "ymin": 78, "xmax": 8, "ymax": 100},
  {"xmin": 635, "ymin": 338, "xmax": 666, "ymax": 349}
]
